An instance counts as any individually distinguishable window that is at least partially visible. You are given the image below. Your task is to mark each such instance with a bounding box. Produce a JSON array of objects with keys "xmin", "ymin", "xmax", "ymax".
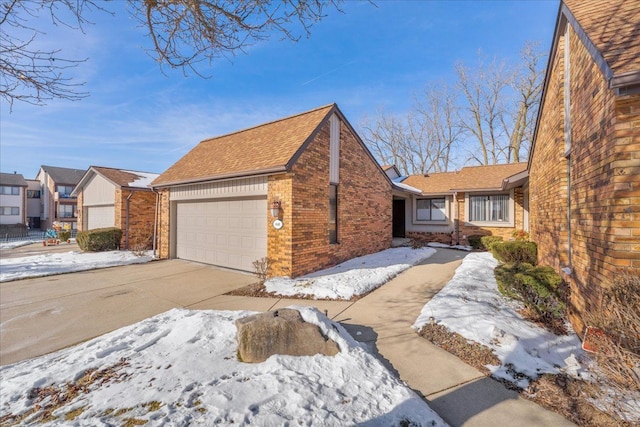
[
  {"xmin": 0, "ymin": 186, "xmax": 20, "ymax": 195},
  {"xmin": 58, "ymin": 204, "xmax": 76, "ymax": 218},
  {"xmin": 27, "ymin": 190, "xmax": 41, "ymax": 198},
  {"xmin": 57, "ymin": 185, "xmax": 74, "ymax": 198},
  {"xmin": 416, "ymin": 198, "xmax": 446, "ymax": 221},
  {"xmin": 0, "ymin": 207, "xmax": 19, "ymax": 215},
  {"xmin": 469, "ymin": 194, "xmax": 509, "ymax": 223},
  {"xmin": 329, "ymin": 184, "xmax": 338, "ymax": 244}
]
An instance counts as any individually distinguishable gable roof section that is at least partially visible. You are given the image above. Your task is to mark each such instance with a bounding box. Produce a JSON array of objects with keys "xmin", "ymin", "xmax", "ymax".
[
  {"xmin": 528, "ymin": 0, "xmax": 640, "ymax": 170},
  {"xmin": 403, "ymin": 163, "xmax": 527, "ymax": 195},
  {"xmin": 0, "ymin": 172, "xmax": 28, "ymax": 187},
  {"xmin": 152, "ymin": 104, "xmax": 337, "ymax": 187},
  {"xmin": 563, "ymin": 0, "xmax": 640, "ymax": 87},
  {"xmin": 39, "ymin": 165, "xmax": 86, "ymax": 185},
  {"xmin": 73, "ymin": 166, "xmax": 160, "ymax": 196}
]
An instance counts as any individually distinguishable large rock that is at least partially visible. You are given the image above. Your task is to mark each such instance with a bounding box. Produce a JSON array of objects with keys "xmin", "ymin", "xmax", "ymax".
[{"xmin": 236, "ymin": 308, "xmax": 340, "ymax": 363}]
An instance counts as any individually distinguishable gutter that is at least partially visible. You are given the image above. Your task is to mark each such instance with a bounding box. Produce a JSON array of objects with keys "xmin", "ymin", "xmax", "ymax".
[{"xmin": 151, "ymin": 167, "xmax": 287, "ymax": 189}]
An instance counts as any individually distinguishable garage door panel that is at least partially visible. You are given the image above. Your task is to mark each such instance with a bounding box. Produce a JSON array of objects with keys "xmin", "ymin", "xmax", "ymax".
[
  {"xmin": 87, "ymin": 205, "xmax": 115, "ymax": 230},
  {"xmin": 175, "ymin": 198, "xmax": 267, "ymax": 272}
]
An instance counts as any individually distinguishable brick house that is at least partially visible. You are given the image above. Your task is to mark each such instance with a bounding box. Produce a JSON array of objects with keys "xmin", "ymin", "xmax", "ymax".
[
  {"xmin": 73, "ymin": 166, "xmax": 159, "ymax": 249},
  {"xmin": 528, "ymin": 0, "xmax": 640, "ymax": 332},
  {"xmin": 151, "ymin": 104, "xmax": 392, "ymax": 277},
  {"xmin": 394, "ymin": 163, "xmax": 528, "ymax": 244},
  {"xmin": 35, "ymin": 165, "xmax": 86, "ymax": 231},
  {"xmin": 0, "ymin": 172, "xmax": 28, "ymax": 226}
]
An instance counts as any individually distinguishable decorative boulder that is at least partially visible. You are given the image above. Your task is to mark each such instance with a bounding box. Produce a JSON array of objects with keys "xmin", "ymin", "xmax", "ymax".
[{"xmin": 235, "ymin": 308, "xmax": 340, "ymax": 363}]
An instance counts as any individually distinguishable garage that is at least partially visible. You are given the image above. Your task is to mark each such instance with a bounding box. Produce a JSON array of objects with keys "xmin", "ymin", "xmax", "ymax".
[
  {"xmin": 86, "ymin": 205, "xmax": 115, "ymax": 230},
  {"xmin": 175, "ymin": 197, "xmax": 267, "ymax": 272}
]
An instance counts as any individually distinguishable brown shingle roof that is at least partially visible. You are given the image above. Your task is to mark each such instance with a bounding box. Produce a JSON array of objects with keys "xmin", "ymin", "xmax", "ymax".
[
  {"xmin": 403, "ymin": 163, "xmax": 527, "ymax": 194},
  {"xmin": 564, "ymin": 0, "xmax": 640, "ymax": 78},
  {"xmin": 92, "ymin": 167, "xmax": 159, "ymax": 189},
  {"xmin": 153, "ymin": 104, "xmax": 336, "ymax": 186}
]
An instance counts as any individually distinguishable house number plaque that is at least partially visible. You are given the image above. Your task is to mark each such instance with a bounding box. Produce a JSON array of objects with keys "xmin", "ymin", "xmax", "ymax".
[{"xmin": 273, "ymin": 219, "xmax": 284, "ymax": 230}]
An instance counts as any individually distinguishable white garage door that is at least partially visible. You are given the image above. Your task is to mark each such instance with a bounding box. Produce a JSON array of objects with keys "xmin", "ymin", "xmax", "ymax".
[
  {"xmin": 175, "ymin": 198, "xmax": 267, "ymax": 272},
  {"xmin": 86, "ymin": 205, "xmax": 115, "ymax": 230}
]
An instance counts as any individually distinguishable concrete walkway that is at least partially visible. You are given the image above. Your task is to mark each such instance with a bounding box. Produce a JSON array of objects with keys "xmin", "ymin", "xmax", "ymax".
[{"xmin": 332, "ymin": 249, "xmax": 575, "ymax": 427}]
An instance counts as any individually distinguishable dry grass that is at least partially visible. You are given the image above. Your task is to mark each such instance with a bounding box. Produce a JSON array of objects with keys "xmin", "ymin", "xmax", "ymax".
[
  {"xmin": 417, "ymin": 323, "xmax": 500, "ymax": 375},
  {"xmin": 0, "ymin": 359, "xmax": 131, "ymax": 426},
  {"xmin": 582, "ymin": 273, "xmax": 640, "ymax": 421}
]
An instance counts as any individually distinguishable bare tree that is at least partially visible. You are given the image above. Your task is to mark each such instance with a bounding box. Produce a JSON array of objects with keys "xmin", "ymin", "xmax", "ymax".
[
  {"xmin": 412, "ymin": 83, "xmax": 463, "ymax": 173},
  {"xmin": 456, "ymin": 55, "xmax": 510, "ymax": 165},
  {"xmin": 132, "ymin": 0, "xmax": 341, "ymax": 74},
  {"xmin": 0, "ymin": 0, "xmax": 100, "ymax": 110},
  {"xmin": 1, "ymin": 0, "xmax": 342, "ymax": 109},
  {"xmin": 501, "ymin": 41, "xmax": 544, "ymax": 162},
  {"xmin": 361, "ymin": 109, "xmax": 413, "ymax": 175},
  {"xmin": 362, "ymin": 84, "xmax": 463, "ymax": 176}
]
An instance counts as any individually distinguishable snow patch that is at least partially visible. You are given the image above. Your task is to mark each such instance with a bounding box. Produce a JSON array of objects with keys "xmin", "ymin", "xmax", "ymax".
[
  {"xmin": 0, "ymin": 307, "xmax": 446, "ymax": 426},
  {"xmin": 265, "ymin": 247, "xmax": 436, "ymax": 300}
]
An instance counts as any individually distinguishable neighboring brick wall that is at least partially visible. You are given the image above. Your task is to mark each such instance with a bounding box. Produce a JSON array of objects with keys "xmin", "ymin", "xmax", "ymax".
[
  {"xmin": 613, "ymin": 96, "xmax": 640, "ymax": 272},
  {"xmin": 157, "ymin": 189, "xmax": 171, "ymax": 259},
  {"xmin": 267, "ymin": 174, "xmax": 294, "ymax": 277},
  {"xmin": 529, "ymin": 25, "xmax": 640, "ymax": 333},
  {"xmin": 114, "ymin": 189, "xmax": 157, "ymax": 250},
  {"xmin": 271, "ymin": 117, "xmax": 392, "ymax": 278},
  {"xmin": 76, "ymin": 191, "xmax": 84, "ymax": 231}
]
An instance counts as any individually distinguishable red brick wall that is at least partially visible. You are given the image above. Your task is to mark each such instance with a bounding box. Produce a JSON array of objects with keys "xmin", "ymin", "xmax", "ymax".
[
  {"xmin": 267, "ymin": 174, "xmax": 294, "ymax": 277},
  {"xmin": 114, "ymin": 189, "xmax": 157, "ymax": 250},
  {"xmin": 157, "ymin": 189, "xmax": 171, "ymax": 259},
  {"xmin": 529, "ymin": 25, "xmax": 640, "ymax": 333},
  {"xmin": 269, "ymin": 117, "xmax": 392, "ymax": 278}
]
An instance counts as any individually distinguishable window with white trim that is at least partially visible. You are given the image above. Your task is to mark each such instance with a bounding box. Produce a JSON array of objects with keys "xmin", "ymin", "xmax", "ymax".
[
  {"xmin": 469, "ymin": 194, "xmax": 510, "ymax": 223},
  {"xmin": 0, "ymin": 206, "xmax": 19, "ymax": 215},
  {"xmin": 0, "ymin": 186, "xmax": 20, "ymax": 195},
  {"xmin": 416, "ymin": 198, "xmax": 446, "ymax": 222},
  {"xmin": 58, "ymin": 204, "xmax": 76, "ymax": 218}
]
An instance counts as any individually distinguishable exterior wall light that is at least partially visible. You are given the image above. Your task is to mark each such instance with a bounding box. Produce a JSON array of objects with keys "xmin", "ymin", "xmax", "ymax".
[{"xmin": 270, "ymin": 201, "xmax": 281, "ymax": 219}]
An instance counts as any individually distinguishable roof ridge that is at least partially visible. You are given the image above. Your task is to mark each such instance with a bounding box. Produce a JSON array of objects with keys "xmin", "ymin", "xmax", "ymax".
[
  {"xmin": 92, "ymin": 165, "xmax": 158, "ymax": 175},
  {"xmin": 199, "ymin": 103, "xmax": 336, "ymax": 144},
  {"xmin": 460, "ymin": 162, "xmax": 527, "ymax": 170}
]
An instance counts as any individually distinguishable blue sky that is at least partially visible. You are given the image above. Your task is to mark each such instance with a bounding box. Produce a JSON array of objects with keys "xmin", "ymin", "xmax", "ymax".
[{"xmin": 0, "ymin": 0, "xmax": 559, "ymax": 178}]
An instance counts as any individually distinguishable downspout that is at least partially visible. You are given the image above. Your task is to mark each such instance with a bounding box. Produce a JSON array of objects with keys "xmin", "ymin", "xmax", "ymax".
[
  {"xmin": 126, "ymin": 191, "xmax": 134, "ymax": 249},
  {"xmin": 152, "ymin": 188, "xmax": 159, "ymax": 257},
  {"xmin": 454, "ymin": 191, "xmax": 460, "ymax": 245}
]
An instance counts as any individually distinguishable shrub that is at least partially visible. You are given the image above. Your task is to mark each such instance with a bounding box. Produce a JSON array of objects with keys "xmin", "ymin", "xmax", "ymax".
[
  {"xmin": 481, "ymin": 235, "xmax": 503, "ymax": 251},
  {"xmin": 495, "ymin": 262, "xmax": 568, "ymax": 332},
  {"xmin": 468, "ymin": 235, "xmax": 503, "ymax": 250},
  {"xmin": 252, "ymin": 257, "xmax": 269, "ymax": 284},
  {"xmin": 76, "ymin": 228, "xmax": 123, "ymax": 252},
  {"xmin": 491, "ymin": 241, "xmax": 537, "ymax": 264},
  {"xmin": 58, "ymin": 230, "xmax": 71, "ymax": 242}
]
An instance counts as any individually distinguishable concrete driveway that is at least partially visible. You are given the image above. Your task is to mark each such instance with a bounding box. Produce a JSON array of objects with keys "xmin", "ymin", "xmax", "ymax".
[{"xmin": 0, "ymin": 259, "xmax": 256, "ymax": 365}]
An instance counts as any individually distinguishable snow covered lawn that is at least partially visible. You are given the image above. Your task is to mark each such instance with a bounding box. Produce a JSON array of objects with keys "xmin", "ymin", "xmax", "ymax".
[
  {"xmin": 0, "ymin": 250, "xmax": 154, "ymax": 282},
  {"xmin": 0, "ymin": 307, "xmax": 446, "ymax": 426},
  {"xmin": 0, "ymin": 241, "xmax": 37, "ymax": 250},
  {"xmin": 265, "ymin": 247, "xmax": 436, "ymax": 300},
  {"xmin": 414, "ymin": 252, "xmax": 584, "ymax": 388}
]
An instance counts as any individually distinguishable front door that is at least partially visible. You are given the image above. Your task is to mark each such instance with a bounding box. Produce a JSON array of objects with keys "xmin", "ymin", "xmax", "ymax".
[{"xmin": 392, "ymin": 199, "xmax": 406, "ymax": 238}]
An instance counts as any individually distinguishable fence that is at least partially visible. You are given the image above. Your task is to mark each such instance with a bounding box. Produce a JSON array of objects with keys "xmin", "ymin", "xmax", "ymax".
[{"xmin": 0, "ymin": 229, "xmax": 78, "ymax": 243}]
